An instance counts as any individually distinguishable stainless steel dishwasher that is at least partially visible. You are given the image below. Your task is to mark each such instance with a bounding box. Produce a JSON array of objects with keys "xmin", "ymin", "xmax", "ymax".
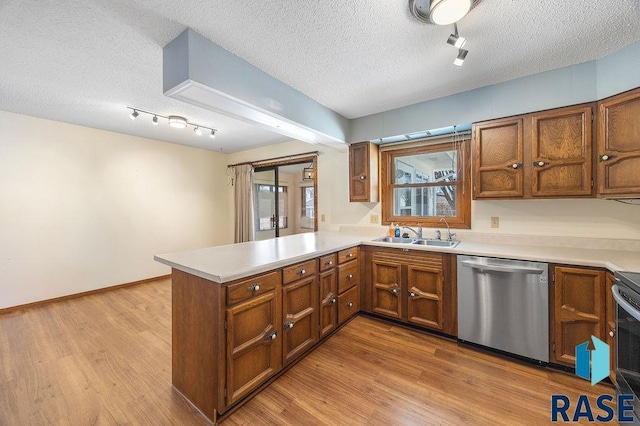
[{"xmin": 457, "ymin": 255, "xmax": 549, "ymax": 363}]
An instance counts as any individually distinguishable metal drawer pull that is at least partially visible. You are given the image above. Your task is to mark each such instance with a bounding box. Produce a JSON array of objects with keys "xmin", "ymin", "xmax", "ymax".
[
  {"xmin": 359, "ymin": 175, "xmax": 366, "ymax": 180},
  {"xmin": 389, "ymin": 288, "xmax": 400, "ymax": 296},
  {"xmin": 266, "ymin": 331, "xmax": 277, "ymax": 340},
  {"xmin": 347, "ymin": 274, "xmax": 353, "ymax": 279},
  {"xmin": 284, "ymin": 321, "xmax": 294, "ymax": 330},
  {"xmin": 247, "ymin": 284, "xmax": 261, "ymax": 292},
  {"xmin": 408, "ymin": 291, "xmax": 418, "ymax": 297},
  {"xmin": 346, "ymin": 253, "xmax": 353, "ymax": 258},
  {"xmin": 326, "ymin": 260, "xmax": 333, "ymax": 266},
  {"xmin": 297, "ymin": 269, "xmax": 306, "ymax": 275},
  {"xmin": 600, "ymin": 154, "xmax": 612, "ymax": 162},
  {"xmin": 533, "ymin": 161, "xmax": 547, "ymax": 167},
  {"xmin": 508, "ymin": 163, "xmax": 522, "ymax": 169},
  {"xmin": 346, "ymin": 302, "xmax": 354, "ymax": 308}
]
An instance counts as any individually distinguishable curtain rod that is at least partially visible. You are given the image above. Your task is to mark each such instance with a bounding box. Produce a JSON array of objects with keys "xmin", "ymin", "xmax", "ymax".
[{"xmin": 227, "ymin": 151, "xmax": 319, "ymax": 168}]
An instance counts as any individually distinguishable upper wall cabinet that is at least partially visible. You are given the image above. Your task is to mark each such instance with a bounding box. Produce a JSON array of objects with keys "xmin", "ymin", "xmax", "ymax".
[
  {"xmin": 597, "ymin": 87, "xmax": 640, "ymax": 198},
  {"xmin": 472, "ymin": 103, "xmax": 595, "ymax": 199},
  {"xmin": 349, "ymin": 142, "xmax": 379, "ymax": 202}
]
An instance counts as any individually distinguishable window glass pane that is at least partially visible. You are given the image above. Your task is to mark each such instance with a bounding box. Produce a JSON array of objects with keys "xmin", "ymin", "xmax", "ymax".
[
  {"xmin": 393, "ymin": 186, "xmax": 457, "ymax": 217},
  {"xmin": 255, "ymin": 184, "xmax": 288, "ymax": 231},
  {"xmin": 300, "ymin": 186, "xmax": 314, "ymax": 229},
  {"xmin": 394, "ymin": 151, "xmax": 457, "ymax": 184}
]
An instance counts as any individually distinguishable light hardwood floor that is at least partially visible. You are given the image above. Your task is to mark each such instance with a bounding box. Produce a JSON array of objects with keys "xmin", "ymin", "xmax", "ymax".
[{"xmin": 0, "ymin": 278, "xmax": 614, "ymax": 425}]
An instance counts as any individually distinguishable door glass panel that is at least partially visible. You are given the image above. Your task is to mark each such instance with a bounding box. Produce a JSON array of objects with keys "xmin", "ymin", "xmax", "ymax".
[{"xmin": 254, "ymin": 169, "xmax": 276, "ymax": 241}]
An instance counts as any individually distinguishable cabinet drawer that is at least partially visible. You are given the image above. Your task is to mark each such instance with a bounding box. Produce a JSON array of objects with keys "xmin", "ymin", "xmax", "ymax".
[
  {"xmin": 338, "ymin": 247, "xmax": 359, "ymax": 264},
  {"xmin": 319, "ymin": 253, "xmax": 337, "ymax": 272},
  {"xmin": 226, "ymin": 271, "xmax": 281, "ymax": 305},
  {"xmin": 283, "ymin": 259, "xmax": 317, "ymax": 285},
  {"xmin": 338, "ymin": 261, "xmax": 359, "ymax": 294},
  {"xmin": 338, "ymin": 285, "xmax": 359, "ymax": 324}
]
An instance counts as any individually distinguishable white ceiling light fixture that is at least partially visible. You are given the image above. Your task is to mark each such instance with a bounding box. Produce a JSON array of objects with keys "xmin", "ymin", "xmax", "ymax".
[
  {"xmin": 409, "ymin": 0, "xmax": 481, "ymax": 25},
  {"xmin": 447, "ymin": 23, "xmax": 466, "ymax": 49},
  {"xmin": 430, "ymin": 0, "xmax": 472, "ymax": 25},
  {"xmin": 168, "ymin": 115, "xmax": 188, "ymax": 129},
  {"xmin": 454, "ymin": 49, "xmax": 468, "ymax": 66},
  {"xmin": 127, "ymin": 107, "xmax": 218, "ymax": 138}
]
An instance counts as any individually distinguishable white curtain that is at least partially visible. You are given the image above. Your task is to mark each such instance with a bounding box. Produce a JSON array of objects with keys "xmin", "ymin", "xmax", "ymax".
[{"xmin": 234, "ymin": 164, "xmax": 255, "ymax": 243}]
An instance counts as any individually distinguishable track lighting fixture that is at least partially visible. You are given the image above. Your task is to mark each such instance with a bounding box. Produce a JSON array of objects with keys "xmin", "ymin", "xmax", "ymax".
[
  {"xmin": 429, "ymin": 0, "xmax": 471, "ymax": 25},
  {"xmin": 447, "ymin": 23, "xmax": 466, "ymax": 49},
  {"xmin": 127, "ymin": 107, "xmax": 218, "ymax": 138},
  {"xmin": 453, "ymin": 49, "xmax": 468, "ymax": 66}
]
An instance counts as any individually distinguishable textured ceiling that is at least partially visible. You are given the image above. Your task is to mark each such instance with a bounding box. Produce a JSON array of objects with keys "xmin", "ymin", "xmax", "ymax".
[{"xmin": 0, "ymin": 0, "xmax": 639, "ymax": 153}]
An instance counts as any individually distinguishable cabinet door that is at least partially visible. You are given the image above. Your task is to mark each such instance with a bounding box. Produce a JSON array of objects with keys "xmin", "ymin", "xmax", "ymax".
[
  {"xmin": 472, "ymin": 117, "xmax": 525, "ymax": 198},
  {"xmin": 282, "ymin": 276, "xmax": 319, "ymax": 365},
  {"xmin": 551, "ymin": 266, "xmax": 605, "ymax": 366},
  {"xmin": 371, "ymin": 260, "xmax": 403, "ymax": 319},
  {"xmin": 597, "ymin": 87, "xmax": 640, "ymax": 197},
  {"xmin": 319, "ymin": 269, "xmax": 337, "ymax": 339},
  {"xmin": 349, "ymin": 142, "xmax": 379, "ymax": 202},
  {"xmin": 226, "ymin": 290, "xmax": 281, "ymax": 406},
  {"xmin": 530, "ymin": 105, "xmax": 594, "ymax": 197},
  {"xmin": 605, "ymin": 272, "xmax": 617, "ymax": 384},
  {"xmin": 406, "ymin": 264, "xmax": 444, "ymax": 331}
]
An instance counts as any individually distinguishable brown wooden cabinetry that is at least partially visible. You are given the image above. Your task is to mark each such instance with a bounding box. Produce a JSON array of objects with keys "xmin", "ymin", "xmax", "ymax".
[
  {"xmin": 337, "ymin": 247, "xmax": 360, "ymax": 324},
  {"xmin": 597, "ymin": 87, "xmax": 640, "ymax": 197},
  {"xmin": 605, "ymin": 271, "xmax": 617, "ymax": 383},
  {"xmin": 364, "ymin": 246, "xmax": 456, "ymax": 336},
  {"xmin": 551, "ymin": 265, "xmax": 605, "ymax": 367},
  {"xmin": 473, "ymin": 103, "xmax": 595, "ymax": 199},
  {"xmin": 318, "ymin": 253, "xmax": 338, "ymax": 339},
  {"xmin": 349, "ymin": 142, "xmax": 379, "ymax": 202}
]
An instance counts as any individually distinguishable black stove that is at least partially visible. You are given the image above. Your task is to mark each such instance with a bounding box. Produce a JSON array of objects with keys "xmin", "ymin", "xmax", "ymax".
[{"xmin": 617, "ymin": 271, "xmax": 640, "ymax": 295}]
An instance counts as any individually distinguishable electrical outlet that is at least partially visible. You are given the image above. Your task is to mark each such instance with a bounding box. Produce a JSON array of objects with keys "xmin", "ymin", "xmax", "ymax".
[
  {"xmin": 370, "ymin": 214, "xmax": 379, "ymax": 224},
  {"xmin": 321, "ymin": 214, "xmax": 326, "ymax": 222},
  {"xmin": 491, "ymin": 217, "xmax": 499, "ymax": 228}
]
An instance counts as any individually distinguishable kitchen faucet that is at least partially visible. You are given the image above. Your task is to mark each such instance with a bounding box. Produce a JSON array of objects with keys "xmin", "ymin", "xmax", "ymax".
[
  {"xmin": 439, "ymin": 217, "xmax": 456, "ymax": 241},
  {"xmin": 403, "ymin": 225, "xmax": 423, "ymax": 239}
]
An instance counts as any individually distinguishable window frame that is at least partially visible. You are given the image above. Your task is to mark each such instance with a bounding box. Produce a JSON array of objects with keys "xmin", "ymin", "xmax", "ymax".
[{"xmin": 381, "ymin": 140, "xmax": 471, "ymax": 229}]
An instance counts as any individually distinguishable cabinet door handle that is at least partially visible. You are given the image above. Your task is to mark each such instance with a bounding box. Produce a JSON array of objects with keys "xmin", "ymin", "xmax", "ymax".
[
  {"xmin": 408, "ymin": 291, "xmax": 418, "ymax": 298},
  {"xmin": 389, "ymin": 287, "xmax": 400, "ymax": 296},
  {"xmin": 330, "ymin": 296, "xmax": 337, "ymax": 304},
  {"xmin": 284, "ymin": 321, "xmax": 294, "ymax": 330},
  {"xmin": 247, "ymin": 284, "xmax": 261, "ymax": 292},
  {"xmin": 346, "ymin": 302, "xmax": 354, "ymax": 308},
  {"xmin": 297, "ymin": 269, "xmax": 306, "ymax": 276},
  {"xmin": 508, "ymin": 163, "xmax": 522, "ymax": 169},
  {"xmin": 609, "ymin": 329, "xmax": 616, "ymax": 338},
  {"xmin": 266, "ymin": 330, "xmax": 277, "ymax": 341},
  {"xmin": 600, "ymin": 154, "xmax": 613, "ymax": 162},
  {"xmin": 359, "ymin": 175, "xmax": 366, "ymax": 180},
  {"xmin": 533, "ymin": 161, "xmax": 547, "ymax": 167},
  {"xmin": 347, "ymin": 274, "xmax": 353, "ymax": 280},
  {"xmin": 325, "ymin": 260, "xmax": 333, "ymax": 266}
]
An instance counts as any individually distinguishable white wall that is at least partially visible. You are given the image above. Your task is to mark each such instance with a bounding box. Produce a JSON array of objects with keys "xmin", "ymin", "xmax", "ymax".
[{"xmin": 0, "ymin": 111, "xmax": 229, "ymax": 309}]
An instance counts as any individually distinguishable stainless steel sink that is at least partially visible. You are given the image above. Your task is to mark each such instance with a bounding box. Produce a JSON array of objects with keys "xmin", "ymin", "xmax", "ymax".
[
  {"xmin": 372, "ymin": 236, "xmax": 416, "ymax": 244},
  {"xmin": 412, "ymin": 239, "xmax": 460, "ymax": 248}
]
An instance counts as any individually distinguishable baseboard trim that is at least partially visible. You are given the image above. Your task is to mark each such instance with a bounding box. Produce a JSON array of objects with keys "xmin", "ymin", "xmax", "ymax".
[{"xmin": 0, "ymin": 274, "xmax": 171, "ymax": 315}]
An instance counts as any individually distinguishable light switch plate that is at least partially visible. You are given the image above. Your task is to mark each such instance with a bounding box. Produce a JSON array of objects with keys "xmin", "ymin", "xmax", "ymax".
[
  {"xmin": 370, "ymin": 214, "xmax": 379, "ymax": 224},
  {"xmin": 321, "ymin": 214, "xmax": 326, "ymax": 222}
]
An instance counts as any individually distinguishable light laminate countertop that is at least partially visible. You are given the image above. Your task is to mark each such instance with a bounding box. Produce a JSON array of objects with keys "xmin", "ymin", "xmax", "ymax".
[{"xmin": 155, "ymin": 231, "xmax": 640, "ymax": 284}]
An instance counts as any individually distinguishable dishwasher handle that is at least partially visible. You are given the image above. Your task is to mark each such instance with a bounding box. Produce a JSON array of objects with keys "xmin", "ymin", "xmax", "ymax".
[{"xmin": 460, "ymin": 260, "xmax": 545, "ymax": 275}]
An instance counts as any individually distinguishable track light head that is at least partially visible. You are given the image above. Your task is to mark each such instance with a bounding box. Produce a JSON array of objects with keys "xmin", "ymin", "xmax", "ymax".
[
  {"xmin": 454, "ymin": 48, "xmax": 468, "ymax": 66},
  {"xmin": 194, "ymin": 126, "xmax": 203, "ymax": 136},
  {"xmin": 210, "ymin": 129, "xmax": 216, "ymax": 139},
  {"xmin": 152, "ymin": 115, "xmax": 158, "ymax": 125},
  {"xmin": 447, "ymin": 23, "xmax": 466, "ymax": 49},
  {"xmin": 129, "ymin": 110, "xmax": 139, "ymax": 120}
]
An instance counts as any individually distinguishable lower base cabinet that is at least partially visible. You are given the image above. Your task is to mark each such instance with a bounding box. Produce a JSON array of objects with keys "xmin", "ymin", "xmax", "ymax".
[
  {"xmin": 171, "ymin": 247, "xmax": 360, "ymax": 423},
  {"xmin": 362, "ymin": 246, "xmax": 457, "ymax": 336}
]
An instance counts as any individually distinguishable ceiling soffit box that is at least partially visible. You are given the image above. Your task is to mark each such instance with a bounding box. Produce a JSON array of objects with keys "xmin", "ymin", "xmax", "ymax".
[{"xmin": 163, "ymin": 29, "xmax": 349, "ymax": 150}]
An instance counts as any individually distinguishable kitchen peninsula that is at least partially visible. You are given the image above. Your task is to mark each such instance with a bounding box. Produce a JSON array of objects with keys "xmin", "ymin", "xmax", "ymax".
[{"xmin": 155, "ymin": 231, "xmax": 640, "ymax": 423}]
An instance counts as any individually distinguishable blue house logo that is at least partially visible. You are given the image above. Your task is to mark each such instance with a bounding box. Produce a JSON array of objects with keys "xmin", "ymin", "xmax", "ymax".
[{"xmin": 575, "ymin": 336, "xmax": 609, "ymax": 386}]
